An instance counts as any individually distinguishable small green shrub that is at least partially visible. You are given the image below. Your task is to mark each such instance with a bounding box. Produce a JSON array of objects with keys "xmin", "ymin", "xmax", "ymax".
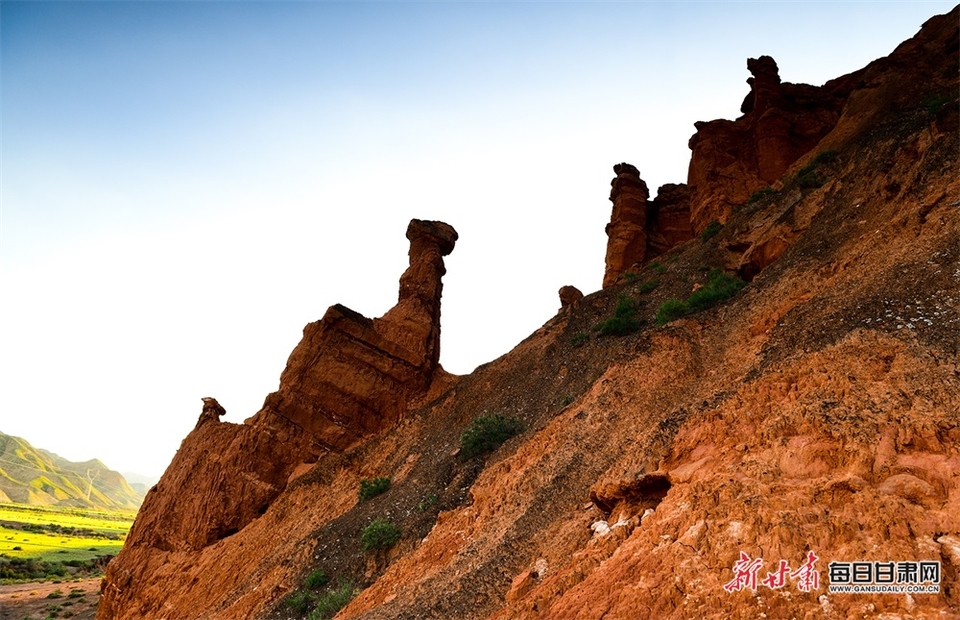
[
  {"xmin": 361, "ymin": 518, "xmax": 401, "ymax": 552},
  {"xmin": 593, "ymin": 294, "xmax": 641, "ymax": 337},
  {"xmin": 924, "ymin": 92, "xmax": 951, "ymax": 115},
  {"xmin": 417, "ymin": 494, "xmax": 438, "ymax": 511},
  {"xmin": 623, "ymin": 271, "xmax": 640, "ymax": 283},
  {"xmin": 700, "ymin": 220, "xmax": 723, "ymax": 241},
  {"xmin": 748, "ymin": 187, "xmax": 777, "ymax": 203},
  {"xmin": 649, "ymin": 261, "xmax": 667, "ymax": 275},
  {"xmin": 308, "ymin": 580, "xmax": 358, "ymax": 620},
  {"xmin": 358, "ymin": 477, "xmax": 391, "ymax": 502},
  {"xmin": 570, "ymin": 332, "xmax": 590, "ymax": 346},
  {"xmin": 797, "ymin": 170, "xmax": 826, "ymax": 188},
  {"xmin": 305, "ymin": 569, "xmax": 329, "ymax": 590},
  {"xmin": 637, "ymin": 278, "xmax": 660, "ymax": 294},
  {"xmin": 461, "ymin": 414, "xmax": 523, "ymax": 459},
  {"xmin": 47, "ymin": 589, "xmax": 63, "ymax": 599},
  {"xmin": 286, "ymin": 590, "xmax": 314, "ymax": 615},
  {"xmin": 655, "ymin": 269, "xmax": 745, "ymax": 325},
  {"xmin": 795, "ymin": 150, "xmax": 837, "ymax": 189},
  {"xmin": 811, "ymin": 149, "xmax": 838, "ymax": 166},
  {"xmin": 686, "ymin": 269, "xmax": 746, "ymax": 312},
  {"xmin": 655, "ymin": 299, "xmax": 689, "ymax": 326}
]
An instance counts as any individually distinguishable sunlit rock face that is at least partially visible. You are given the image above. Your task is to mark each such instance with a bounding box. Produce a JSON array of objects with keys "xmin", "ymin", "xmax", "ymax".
[
  {"xmin": 687, "ymin": 55, "xmax": 857, "ymax": 233},
  {"xmin": 99, "ymin": 218, "xmax": 457, "ymax": 619}
]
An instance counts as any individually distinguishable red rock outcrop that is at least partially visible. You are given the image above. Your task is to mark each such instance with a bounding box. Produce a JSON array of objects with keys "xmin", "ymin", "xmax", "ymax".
[
  {"xmin": 247, "ymin": 219, "xmax": 458, "ymax": 452},
  {"xmin": 603, "ymin": 163, "xmax": 650, "ymax": 287},
  {"xmin": 558, "ymin": 285, "xmax": 584, "ymax": 310},
  {"xmin": 98, "ymin": 219, "xmax": 457, "ymax": 619},
  {"xmin": 602, "ymin": 167, "xmax": 695, "ymax": 287},
  {"xmin": 686, "ymin": 55, "xmax": 859, "ymax": 232},
  {"xmin": 647, "ymin": 182, "xmax": 694, "ymax": 258}
]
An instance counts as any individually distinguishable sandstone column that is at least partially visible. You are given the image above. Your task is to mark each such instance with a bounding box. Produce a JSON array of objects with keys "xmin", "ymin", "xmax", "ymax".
[{"xmin": 603, "ymin": 163, "xmax": 650, "ymax": 288}]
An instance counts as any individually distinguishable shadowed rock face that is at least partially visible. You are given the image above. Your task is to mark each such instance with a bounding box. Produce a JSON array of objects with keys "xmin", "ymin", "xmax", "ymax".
[{"xmin": 98, "ymin": 219, "xmax": 457, "ymax": 618}]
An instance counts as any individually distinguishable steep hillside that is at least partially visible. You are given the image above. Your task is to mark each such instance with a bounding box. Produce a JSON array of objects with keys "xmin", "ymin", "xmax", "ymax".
[
  {"xmin": 99, "ymin": 8, "xmax": 958, "ymax": 620},
  {"xmin": 0, "ymin": 431, "xmax": 143, "ymax": 511}
]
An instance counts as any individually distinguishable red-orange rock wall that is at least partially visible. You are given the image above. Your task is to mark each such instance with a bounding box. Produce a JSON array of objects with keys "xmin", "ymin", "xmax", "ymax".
[{"xmin": 686, "ymin": 57, "xmax": 857, "ymax": 233}]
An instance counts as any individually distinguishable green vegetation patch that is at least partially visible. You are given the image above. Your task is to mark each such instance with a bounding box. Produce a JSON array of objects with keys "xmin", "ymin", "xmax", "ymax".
[
  {"xmin": 748, "ymin": 187, "xmax": 777, "ymax": 203},
  {"xmin": 309, "ymin": 580, "xmax": 358, "ymax": 620},
  {"xmin": 637, "ymin": 277, "xmax": 660, "ymax": 295},
  {"xmin": 795, "ymin": 149, "xmax": 839, "ymax": 189},
  {"xmin": 0, "ymin": 504, "xmax": 134, "ymax": 537},
  {"xmin": 0, "ymin": 523, "xmax": 124, "ymax": 563},
  {"xmin": 286, "ymin": 574, "xmax": 358, "ymax": 619},
  {"xmin": 357, "ymin": 477, "xmax": 390, "ymax": 502},
  {"xmin": 0, "ymin": 554, "xmax": 111, "ymax": 583},
  {"xmin": 700, "ymin": 220, "xmax": 724, "ymax": 241},
  {"xmin": 460, "ymin": 414, "xmax": 523, "ymax": 459},
  {"xmin": 417, "ymin": 494, "xmax": 438, "ymax": 511},
  {"xmin": 360, "ymin": 518, "xmax": 401, "ymax": 552},
  {"xmin": 655, "ymin": 299, "xmax": 690, "ymax": 326},
  {"xmin": 305, "ymin": 569, "xmax": 329, "ymax": 590},
  {"xmin": 655, "ymin": 269, "xmax": 746, "ymax": 326},
  {"xmin": 924, "ymin": 92, "xmax": 951, "ymax": 115},
  {"xmin": 593, "ymin": 294, "xmax": 641, "ymax": 337}
]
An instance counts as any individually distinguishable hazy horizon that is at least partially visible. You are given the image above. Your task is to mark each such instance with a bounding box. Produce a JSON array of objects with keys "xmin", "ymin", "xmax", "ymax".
[{"xmin": 2, "ymin": 1, "xmax": 953, "ymax": 479}]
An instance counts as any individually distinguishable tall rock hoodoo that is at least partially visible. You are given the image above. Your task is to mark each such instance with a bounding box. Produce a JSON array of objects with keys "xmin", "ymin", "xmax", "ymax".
[
  {"xmin": 98, "ymin": 218, "xmax": 457, "ymax": 618},
  {"xmin": 602, "ymin": 162, "xmax": 650, "ymax": 287},
  {"xmin": 248, "ymin": 218, "xmax": 458, "ymax": 452},
  {"xmin": 602, "ymin": 165, "xmax": 694, "ymax": 287}
]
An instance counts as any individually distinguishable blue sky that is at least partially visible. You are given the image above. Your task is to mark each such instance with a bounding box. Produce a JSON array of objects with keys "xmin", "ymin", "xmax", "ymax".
[{"xmin": 1, "ymin": 1, "xmax": 953, "ymax": 480}]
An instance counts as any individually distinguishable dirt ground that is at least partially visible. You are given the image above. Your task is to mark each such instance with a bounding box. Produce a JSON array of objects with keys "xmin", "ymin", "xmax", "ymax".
[{"xmin": 0, "ymin": 578, "xmax": 101, "ymax": 620}]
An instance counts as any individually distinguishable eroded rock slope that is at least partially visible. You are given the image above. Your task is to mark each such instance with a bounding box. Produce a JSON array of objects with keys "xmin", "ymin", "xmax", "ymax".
[{"xmin": 99, "ymin": 8, "xmax": 958, "ymax": 620}]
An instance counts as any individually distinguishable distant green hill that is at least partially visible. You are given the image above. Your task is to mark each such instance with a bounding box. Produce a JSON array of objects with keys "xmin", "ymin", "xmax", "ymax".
[{"xmin": 0, "ymin": 431, "xmax": 143, "ymax": 510}]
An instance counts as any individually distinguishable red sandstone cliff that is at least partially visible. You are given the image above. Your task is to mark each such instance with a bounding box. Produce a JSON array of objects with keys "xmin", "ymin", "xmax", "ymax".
[{"xmin": 99, "ymin": 7, "xmax": 958, "ymax": 620}]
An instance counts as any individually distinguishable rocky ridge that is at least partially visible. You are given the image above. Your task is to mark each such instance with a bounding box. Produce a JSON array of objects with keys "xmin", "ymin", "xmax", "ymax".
[{"xmin": 99, "ymin": 8, "xmax": 958, "ymax": 620}]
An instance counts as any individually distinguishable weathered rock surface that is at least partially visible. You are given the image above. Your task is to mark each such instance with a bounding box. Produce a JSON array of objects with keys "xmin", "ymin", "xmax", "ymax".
[
  {"xmin": 647, "ymin": 182, "xmax": 694, "ymax": 258},
  {"xmin": 98, "ymin": 8, "xmax": 959, "ymax": 620},
  {"xmin": 686, "ymin": 55, "xmax": 858, "ymax": 233},
  {"xmin": 602, "ymin": 170, "xmax": 694, "ymax": 287},
  {"xmin": 558, "ymin": 285, "xmax": 584, "ymax": 309},
  {"xmin": 603, "ymin": 163, "xmax": 650, "ymax": 287},
  {"xmin": 98, "ymin": 219, "xmax": 457, "ymax": 619}
]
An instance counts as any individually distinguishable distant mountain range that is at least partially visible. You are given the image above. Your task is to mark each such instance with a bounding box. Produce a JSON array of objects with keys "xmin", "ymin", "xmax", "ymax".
[{"xmin": 0, "ymin": 430, "xmax": 144, "ymax": 510}]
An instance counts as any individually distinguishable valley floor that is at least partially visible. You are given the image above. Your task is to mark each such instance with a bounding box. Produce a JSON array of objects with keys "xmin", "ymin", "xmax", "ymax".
[{"xmin": 0, "ymin": 577, "xmax": 102, "ymax": 620}]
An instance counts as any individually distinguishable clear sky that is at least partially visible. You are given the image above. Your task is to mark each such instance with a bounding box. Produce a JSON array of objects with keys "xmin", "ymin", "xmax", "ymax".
[{"xmin": 1, "ymin": 1, "xmax": 953, "ymax": 481}]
